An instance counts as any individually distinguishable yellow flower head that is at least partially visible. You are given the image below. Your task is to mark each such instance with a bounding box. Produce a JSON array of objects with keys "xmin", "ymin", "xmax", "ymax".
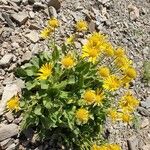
[
  {"xmin": 123, "ymin": 67, "xmax": 137, "ymax": 79},
  {"xmin": 91, "ymin": 144, "xmax": 107, "ymax": 150},
  {"xmin": 61, "ymin": 54, "xmax": 75, "ymax": 69},
  {"xmin": 108, "ymin": 144, "xmax": 122, "ymax": 150},
  {"xmin": 115, "ymin": 57, "xmax": 132, "ymax": 70},
  {"xmin": 102, "ymin": 42, "xmax": 114, "ymax": 57},
  {"xmin": 7, "ymin": 95, "xmax": 19, "ymax": 112},
  {"xmin": 37, "ymin": 63, "xmax": 52, "ymax": 80},
  {"xmin": 119, "ymin": 91, "xmax": 139, "ymax": 112},
  {"xmin": 103, "ymin": 75, "xmax": 121, "ymax": 91},
  {"xmin": 82, "ymin": 47, "xmax": 100, "ymax": 63},
  {"xmin": 66, "ymin": 34, "xmax": 75, "ymax": 45},
  {"xmin": 108, "ymin": 108, "xmax": 119, "ymax": 122},
  {"xmin": 94, "ymin": 89, "xmax": 105, "ymax": 106},
  {"xmin": 75, "ymin": 20, "xmax": 88, "ymax": 31},
  {"xmin": 120, "ymin": 111, "xmax": 133, "ymax": 123},
  {"xmin": 83, "ymin": 90, "xmax": 96, "ymax": 104},
  {"xmin": 75, "ymin": 108, "xmax": 89, "ymax": 123},
  {"xmin": 40, "ymin": 27, "xmax": 54, "ymax": 39},
  {"xmin": 82, "ymin": 32, "xmax": 107, "ymax": 63},
  {"xmin": 114, "ymin": 47, "xmax": 125, "ymax": 58},
  {"xmin": 98, "ymin": 67, "xmax": 110, "ymax": 78},
  {"xmin": 48, "ymin": 18, "xmax": 59, "ymax": 28}
]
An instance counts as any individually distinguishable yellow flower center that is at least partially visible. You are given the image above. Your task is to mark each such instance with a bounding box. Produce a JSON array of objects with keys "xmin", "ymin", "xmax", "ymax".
[
  {"xmin": 103, "ymin": 75, "xmax": 121, "ymax": 91},
  {"xmin": 48, "ymin": 18, "xmax": 59, "ymax": 28},
  {"xmin": 75, "ymin": 20, "xmax": 88, "ymax": 31},
  {"xmin": 75, "ymin": 108, "xmax": 89, "ymax": 123},
  {"xmin": 98, "ymin": 67, "xmax": 110, "ymax": 78},
  {"xmin": 83, "ymin": 90, "xmax": 96, "ymax": 104},
  {"xmin": 88, "ymin": 49, "xmax": 99, "ymax": 58},
  {"xmin": 61, "ymin": 55, "xmax": 75, "ymax": 68},
  {"xmin": 125, "ymin": 67, "xmax": 137, "ymax": 78}
]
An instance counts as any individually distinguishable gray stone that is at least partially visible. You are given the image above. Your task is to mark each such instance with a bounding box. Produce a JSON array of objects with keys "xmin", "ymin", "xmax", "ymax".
[
  {"xmin": 28, "ymin": 0, "xmax": 35, "ymax": 4},
  {"xmin": 0, "ymin": 84, "xmax": 21, "ymax": 115},
  {"xmin": 141, "ymin": 96, "xmax": 150, "ymax": 109},
  {"xmin": 10, "ymin": 0, "xmax": 21, "ymax": 5},
  {"xmin": 47, "ymin": 0, "xmax": 61, "ymax": 10},
  {"xmin": 88, "ymin": 20, "xmax": 96, "ymax": 33},
  {"xmin": 6, "ymin": 143, "xmax": 16, "ymax": 150},
  {"xmin": 127, "ymin": 135, "xmax": 139, "ymax": 150},
  {"xmin": 33, "ymin": 2, "xmax": 46, "ymax": 9},
  {"xmin": 0, "ymin": 124, "xmax": 19, "ymax": 141},
  {"xmin": 14, "ymin": 78, "xmax": 25, "ymax": 89},
  {"xmin": 48, "ymin": 6, "xmax": 57, "ymax": 18},
  {"xmin": 11, "ymin": 12, "xmax": 28, "ymax": 25},
  {"xmin": 5, "ymin": 112, "xmax": 14, "ymax": 123},
  {"xmin": 140, "ymin": 118, "xmax": 149, "ymax": 128},
  {"xmin": 138, "ymin": 107, "xmax": 150, "ymax": 117},
  {"xmin": 142, "ymin": 144, "xmax": 150, "ymax": 150},
  {"xmin": 22, "ymin": 0, "xmax": 28, "ymax": 5},
  {"xmin": 25, "ymin": 31, "xmax": 39, "ymax": 43},
  {"xmin": 0, "ymin": 54, "xmax": 14, "ymax": 67},
  {"xmin": 0, "ymin": 138, "xmax": 14, "ymax": 149},
  {"xmin": 21, "ymin": 51, "xmax": 32, "ymax": 62},
  {"xmin": 29, "ymin": 11, "xmax": 35, "ymax": 19}
]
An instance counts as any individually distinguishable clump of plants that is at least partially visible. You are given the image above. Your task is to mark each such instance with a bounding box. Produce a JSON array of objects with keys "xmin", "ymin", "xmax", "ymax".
[{"xmin": 8, "ymin": 18, "xmax": 139, "ymax": 149}]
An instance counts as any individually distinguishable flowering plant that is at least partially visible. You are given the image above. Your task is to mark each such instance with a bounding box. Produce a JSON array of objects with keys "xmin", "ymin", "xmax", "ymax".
[{"xmin": 14, "ymin": 18, "xmax": 139, "ymax": 149}]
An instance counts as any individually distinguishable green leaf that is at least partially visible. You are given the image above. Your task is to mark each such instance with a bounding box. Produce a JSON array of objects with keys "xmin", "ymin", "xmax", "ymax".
[
  {"xmin": 34, "ymin": 105, "xmax": 42, "ymax": 115},
  {"xmin": 62, "ymin": 43, "xmax": 67, "ymax": 54},
  {"xmin": 31, "ymin": 57, "xmax": 40, "ymax": 68},
  {"xmin": 15, "ymin": 68, "xmax": 27, "ymax": 77},
  {"xmin": 43, "ymin": 99, "xmax": 52, "ymax": 109},
  {"xmin": 25, "ymin": 66, "xmax": 37, "ymax": 76},
  {"xmin": 26, "ymin": 81, "xmax": 38, "ymax": 90},
  {"xmin": 40, "ymin": 80, "xmax": 49, "ymax": 89},
  {"xmin": 52, "ymin": 46, "xmax": 59, "ymax": 61}
]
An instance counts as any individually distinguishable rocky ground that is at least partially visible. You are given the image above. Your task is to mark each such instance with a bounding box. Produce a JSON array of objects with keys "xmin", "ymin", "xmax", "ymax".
[{"xmin": 0, "ymin": 0, "xmax": 150, "ymax": 150}]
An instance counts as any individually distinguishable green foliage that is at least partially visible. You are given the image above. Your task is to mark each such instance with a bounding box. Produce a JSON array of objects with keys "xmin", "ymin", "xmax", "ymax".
[{"xmin": 16, "ymin": 45, "xmax": 109, "ymax": 149}]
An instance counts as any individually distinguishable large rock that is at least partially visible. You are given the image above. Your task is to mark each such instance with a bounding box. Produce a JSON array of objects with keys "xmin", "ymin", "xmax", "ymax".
[
  {"xmin": 25, "ymin": 31, "xmax": 39, "ymax": 43},
  {"xmin": 11, "ymin": 12, "xmax": 28, "ymax": 25},
  {"xmin": 47, "ymin": 0, "xmax": 61, "ymax": 10},
  {"xmin": 127, "ymin": 135, "xmax": 139, "ymax": 150},
  {"xmin": 0, "ymin": 84, "xmax": 21, "ymax": 115},
  {"xmin": 0, "ymin": 54, "xmax": 14, "ymax": 67},
  {"xmin": 0, "ymin": 124, "xmax": 19, "ymax": 141}
]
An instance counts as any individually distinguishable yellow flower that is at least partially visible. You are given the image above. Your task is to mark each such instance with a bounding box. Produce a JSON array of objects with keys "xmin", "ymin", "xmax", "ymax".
[
  {"xmin": 120, "ymin": 111, "xmax": 133, "ymax": 123},
  {"xmin": 119, "ymin": 91, "xmax": 139, "ymax": 112},
  {"xmin": 123, "ymin": 67, "xmax": 137, "ymax": 79},
  {"xmin": 115, "ymin": 57, "xmax": 132, "ymax": 70},
  {"xmin": 48, "ymin": 18, "xmax": 59, "ymax": 28},
  {"xmin": 83, "ymin": 90, "xmax": 96, "ymax": 104},
  {"xmin": 82, "ymin": 47, "xmax": 100, "ymax": 63},
  {"xmin": 61, "ymin": 54, "xmax": 75, "ymax": 69},
  {"xmin": 103, "ymin": 75, "xmax": 121, "ymax": 91},
  {"xmin": 108, "ymin": 108, "xmax": 119, "ymax": 122},
  {"xmin": 66, "ymin": 34, "xmax": 75, "ymax": 45},
  {"xmin": 37, "ymin": 63, "xmax": 52, "ymax": 80},
  {"xmin": 40, "ymin": 27, "xmax": 54, "ymax": 39},
  {"xmin": 7, "ymin": 95, "xmax": 19, "ymax": 111},
  {"xmin": 75, "ymin": 20, "xmax": 88, "ymax": 31},
  {"xmin": 102, "ymin": 42, "xmax": 114, "ymax": 57},
  {"xmin": 75, "ymin": 108, "xmax": 89, "ymax": 123},
  {"xmin": 98, "ymin": 67, "xmax": 110, "ymax": 78},
  {"xmin": 114, "ymin": 47, "xmax": 125, "ymax": 58},
  {"xmin": 108, "ymin": 144, "xmax": 122, "ymax": 150},
  {"xmin": 82, "ymin": 32, "xmax": 107, "ymax": 63},
  {"xmin": 91, "ymin": 144, "xmax": 107, "ymax": 150},
  {"xmin": 94, "ymin": 89, "xmax": 105, "ymax": 106}
]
